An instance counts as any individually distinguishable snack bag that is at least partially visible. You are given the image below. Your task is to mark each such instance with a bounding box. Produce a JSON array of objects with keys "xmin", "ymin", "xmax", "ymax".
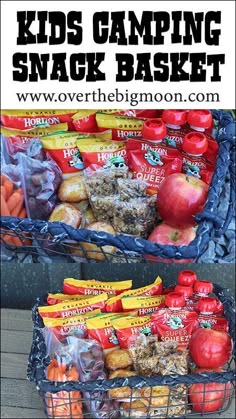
[
  {"xmin": 1, "ymin": 171, "xmax": 31, "ymax": 247},
  {"xmin": 42, "ymin": 309, "xmax": 101, "ymax": 339},
  {"xmin": 86, "ymin": 314, "xmax": 120, "ymax": 352},
  {"xmin": 41, "ymin": 131, "xmax": 112, "ymax": 178},
  {"xmin": 1, "ymin": 124, "xmax": 68, "ymax": 160},
  {"xmin": 77, "ymin": 137, "xmax": 128, "ymax": 174},
  {"xmin": 151, "ymin": 309, "xmax": 199, "ymax": 350},
  {"xmin": 121, "ymin": 295, "xmax": 166, "ymax": 315},
  {"xmin": 106, "ymin": 276, "xmax": 163, "ymax": 313},
  {"xmin": 112, "ymin": 315, "xmax": 154, "ymax": 348},
  {"xmin": 43, "ymin": 334, "xmax": 83, "ymax": 418},
  {"xmin": 72, "ymin": 110, "xmax": 98, "ymax": 132},
  {"xmin": 47, "ymin": 293, "xmax": 96, "ymax": 305},
  {"xmin": 76, "ymin": 338, "xmax": 119, "ymax": 418},
  {"xmin": 18, "ymin": 152, "xmax": 62, "ymax": 220},
  {"xmin": 126, "ymin": 139, "xmax": 183, "ymax": 194},
  {"xmin": 63, "ymin": 278, "xmax": 132, "ymax": 296},
  {"xmin": 38, "ymin": 293, "xmax": 108, "ymax": 318},
  {"xmin": 96, "ymin": 112, "xmax": 145, "ymax": 141},
  {"xmin": 1, "ymin": 109, "xmax": 77, "ymax": 130}
]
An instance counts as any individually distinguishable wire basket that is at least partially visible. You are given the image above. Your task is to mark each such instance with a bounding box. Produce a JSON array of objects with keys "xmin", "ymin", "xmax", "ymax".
[
  {"xmin": 27, "ymin": 283, "xmax": 236, "ymax": 418},
  {"xmin": 1, "ymin": 110, "xmax": 235, "ymax": 263}
]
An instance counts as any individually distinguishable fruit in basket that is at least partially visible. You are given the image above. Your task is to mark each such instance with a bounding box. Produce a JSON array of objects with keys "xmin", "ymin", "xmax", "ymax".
[
  {"xmin": 49, "ymin": 203, "xmax": 82, "ymax": 229},
  {"xmin": 70, "ymin": 222, "xmax": 117, "ymax": 260},
  {"xmin": 189, "ymin": 368, "xmax": 232, "ymax": 412},
  {"xmin": 146, "ymin": 222, "xmax": 196, "ymax": 263},
  {"xmin": 189, "ymin": 329, "xmax": 233, "ymax": 368},
  {"xmin": 157, "ymin": 173, "xmax": 208, "ymax": 227}
]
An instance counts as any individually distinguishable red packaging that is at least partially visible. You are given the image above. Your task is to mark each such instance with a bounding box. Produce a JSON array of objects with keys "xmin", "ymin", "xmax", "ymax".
[
  {"xmin": 151, "ymin": 292, "xmax": 199, "ymax": 350},
  {"xmin": 86, "ymin": 314, "xmax": 120, "ymax": 351},
  {"xmin": 152, "ymin": 309, "xmax": 199, "ymax": 350},
  {"xmin": 47, "ymin": 293, "xmax": 89, "ymax": 305},
  {"xmin": 63, "ymin": 278, "xmax": 132, "ymax": 296},
  {"xmin": 181, "ymin": 132, "xmax": 215, "ymax": 185},
  {"xmin": 1, "ymin": 110, "xmax": 77, "ymax": 131},
  {"xmin": 197, "ymin": 297, "xmax": 228, "ymax": 332},
  {"xmin": 126, "ymin": 138, "xmax": 183, "ymax": 194},
  {"xmin": 72, "ymin": 110, "xmax": 98, "ymax": 132},
  {"xmin": 106, "ymin": 276, "xmax": 163, "ymax": 313},
  {"xmin": 121, "ymin": 295, "xmax": 166, "ymax": 315},
  {"xmin": 112, "ymin": 315, "xmax": 154, "ymax": 349},
  {"xmin": 78, "ymin": 137, "xmax": 128, "ymax": 173},
  {"xmin": 38, "ymin": 294, "xmax": 108, "ymax": 318},
  {"xmin": 96, "ymin": 112, "xmax": 144, "ymax": 141}
]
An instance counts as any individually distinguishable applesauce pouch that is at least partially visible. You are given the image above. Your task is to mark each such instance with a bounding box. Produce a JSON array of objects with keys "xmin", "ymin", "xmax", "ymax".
[
  {"xmin": 121, "ymin": 295, "xmax": 166, "ymax": 315},
  {"xmin": 126, "ymin": 139, "xmax": 183, "ymax": 194},
  {"xmin": 198, "ymin": 314, "xmax": 229, "ymax": 333},
  {"xmin": 181, "ymin": 153, "xmax": 214, "ymax": 185},
  {"xmin": 72, "ymin": 110, "xmax": 98, "ymax": 132},
  {"xmin": 38, "ymin": 293, "xmax": 108, "ymax": 318},
  {"xmin": 96, "ymin": 112, "xmax": 145, "ymax": 141},
  {"xmin": 1, "ymin": 109, "xmax": 77, "ymax": 130},
  {"xmin": 106, "ymin": 276, "xmax": 163, "ymax": 312},
  {"xmin": 77, "ymin": 137, "xmax": 128, "ymax": 173},
  {"xmin": 112, "ymin": 315, "xmax": 154, "ymax": 349},
  {"xmin": 42, "ymin": 309, "xmax": 101, "ymax": 339},
  {"xmin": 151, "ymin": 309, "xmax": 199, "ymax": 350},
  {"xmin": 41, "ymin": 131, "xmax": 111, "ymax": 178},
  {"xmin": 63, "ymin": 278, "xmax": 132, "ymax": 296}
]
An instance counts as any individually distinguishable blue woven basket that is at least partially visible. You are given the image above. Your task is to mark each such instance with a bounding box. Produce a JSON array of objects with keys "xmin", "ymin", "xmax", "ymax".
[
  {"xmin": 1, "ymin": 110, "xmax": 235, "ymax": 262},
  {"xmin": 27, "ymin": 282, "xmax": 235, "ymax": 418}
]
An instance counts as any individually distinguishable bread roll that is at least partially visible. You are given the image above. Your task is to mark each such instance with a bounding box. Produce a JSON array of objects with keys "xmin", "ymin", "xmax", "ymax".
[
  {"xmin": 70, "ymin": 222, "xmax": 116, "ymax": 261},
  {"xmin": 49, "ymin": 203, "xmax": 82, "ymax": 229},
  {"xmin": 58, "ymin": 176, "xmax": 88, "ymax": 203}
]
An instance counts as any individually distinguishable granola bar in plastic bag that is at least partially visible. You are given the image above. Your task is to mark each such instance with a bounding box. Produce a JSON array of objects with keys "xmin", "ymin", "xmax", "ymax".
[{"xmin": 113, "ymin": 196, "xmax": 157, "ymax": 238}]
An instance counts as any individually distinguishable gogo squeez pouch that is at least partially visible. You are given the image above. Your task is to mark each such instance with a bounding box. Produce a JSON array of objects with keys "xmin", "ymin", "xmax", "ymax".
[{"xmin": 126, "ymin": 139, "xmax": 183, "ymax": 194}]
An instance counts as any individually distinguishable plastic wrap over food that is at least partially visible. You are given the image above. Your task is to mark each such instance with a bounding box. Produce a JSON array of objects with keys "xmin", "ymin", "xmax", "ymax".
[
  {"xmin": 113, "ymin": 196, "xmax": 157, "ymax": 238},
  {"xmin": 76, "ymin": 338, "xmax": 119, "ymax": 418}
]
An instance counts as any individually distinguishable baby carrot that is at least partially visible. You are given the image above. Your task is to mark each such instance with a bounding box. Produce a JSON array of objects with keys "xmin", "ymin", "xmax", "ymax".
[
  {"xmin": 0, "ymin": 186, "xmax": 6, "ymax": 200},
  {"xmin": 18, "ymin": 208, "xmax": 27, "ymax": 218},
  {"xmin": 0, "ymin": 175, "xmax": 8, "ymax": 185},
  {"xmin": 17, "ymin": 188, "xmax": 23, "ymax": 195},
  {"xmin": 4, "ymin": 179, "xmax": 14, "ymax": 201},
  {"xmin": 12, "ymin": 235, "xmax": 23, "ymax": 246},
  {"xmin": 3, "ymin": 234, "xmax": 15, "ymax": 246},
  {"xmin": 1, "ymin": 195, "xmax": 11, "ymax": 216},
  {"xmin": 10, "ymin": 196, "xmax": 24, "ymax": 217},
  {"xmin": 7, "ymin": 192, "xmax": 22, "ymax": 213}
]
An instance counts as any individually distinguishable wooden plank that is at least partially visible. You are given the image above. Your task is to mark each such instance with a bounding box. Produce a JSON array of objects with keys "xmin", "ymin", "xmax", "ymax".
[
  {"xmin": 1, "ymin": 353, "xmax": 29, "ymax": 380},
  {"xmin": 1, "ymin": 406, "xmax": 46, "ymax": 419},
  {"xmin": 1, "ymin": 330, "xmax": 33, "ymax": 355},
  {"xmin": 1, "ymin": 378, "xmax": 44, "ymax": 410},
  {"xmin": 1, "ymin": 309, "xmax": 32, "ymax": 332}
]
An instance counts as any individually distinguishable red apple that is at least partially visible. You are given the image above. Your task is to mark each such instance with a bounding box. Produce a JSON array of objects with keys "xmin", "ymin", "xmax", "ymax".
[
  {"xmin": 189, "ymin": 368, "xmax": 232, "ymax": 413},
  {"xmin": 145, "ymin": 223, "xmax": 196, "ymax": 263},
  {"xmin": 157, "ymin": 173, "xmax": 208, "ymax": 228},
  {"xmin": 189, "ymin": 329, "xmax": 233, "ymax": 368}
]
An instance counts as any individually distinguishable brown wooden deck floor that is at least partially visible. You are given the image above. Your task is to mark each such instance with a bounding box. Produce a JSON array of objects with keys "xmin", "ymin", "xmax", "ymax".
[{"xmin": 1, "ymin": 309, "xmax": 235, "ymax": 419}]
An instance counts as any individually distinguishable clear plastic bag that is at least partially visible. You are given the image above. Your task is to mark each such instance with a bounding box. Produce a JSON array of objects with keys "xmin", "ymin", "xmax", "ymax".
[
  {"xmin": 19, "ymin": 152, "xmax": 62, "ymax": 220},
  {"xmin": 117, "ymin": 178, "xmax": 148, "ymax": 201},
  {"xmin": 113, "ymin": 196, "xmax": 157, "ymax": 238},
  {"xmin": 76, "ymin": 338, "xmax": 119, "ymax": 418}
]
